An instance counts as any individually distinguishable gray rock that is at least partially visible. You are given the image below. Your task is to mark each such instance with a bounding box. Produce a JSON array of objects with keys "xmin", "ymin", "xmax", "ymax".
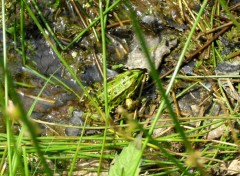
[
  {"xmin": 215, "ymin": 61, "xmax": 240, "ymax": 75},
  {"xmin": 65, "ymin": 111, "xmax": 84, "ymax": 136},
  {"xmin": 126, "ymin": 35, "xmax": 177, "ymax": 71}
]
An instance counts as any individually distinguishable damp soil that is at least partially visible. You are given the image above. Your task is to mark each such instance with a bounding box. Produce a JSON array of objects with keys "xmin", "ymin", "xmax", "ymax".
[{"xmin": 1, "ymin": 0, "xmax": 240, "ymax": 175}]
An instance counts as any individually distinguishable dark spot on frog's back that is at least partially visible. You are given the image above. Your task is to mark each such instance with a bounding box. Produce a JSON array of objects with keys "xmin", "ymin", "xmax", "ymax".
[
  {"xmin": 113, "ymin": 90, "xmax": 118, "ymax": 95},
  {"xmin": 121, "ymin": 77, "xmax": 128, "ymax": 85}
]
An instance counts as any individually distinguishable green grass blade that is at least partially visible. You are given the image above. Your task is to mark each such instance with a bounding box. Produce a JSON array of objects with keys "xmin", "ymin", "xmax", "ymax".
[
  {"xmin": 97, "ymin": 0, "xmax": 110, "ymax": 174},
  {"xmin": 22, "ymin": 146, "xmax": 29, "ymax": 176},
  {"xmin": 68, "ymin": 114, "xmax": 88, "ymax": 175},
  {"xmin": 1, "ymin": 0, "xmax": 13, "ymax": 174},
  {"xmin": 4, "ymin": 69, "xmax": 52, "ymax": 175},
  {"xmin": 20, "ymin": 0, "xmax": 26, "ymax": 65}
]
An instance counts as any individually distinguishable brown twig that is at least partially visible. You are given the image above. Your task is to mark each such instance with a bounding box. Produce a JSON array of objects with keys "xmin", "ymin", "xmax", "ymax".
[
  {"xmin": 186, "ymin": 26, "xmax": 231, "ymax": 61},
  {"xmin": 113, "ymin": 12, "xmax": 124, "ymax": 27},
  {"xmin": 171, "ymin": 91, "xmax": 181, "ymax": 117},
  {"xmin": 70, "ymin": 0, "xmax": 88, "ymax": 28},
  {"xmin": 197, "ymin": 21, "xmax": 233, "ymax": 38},
  {"xmin": 226, "ymin": 50, "xmax": 240, "ymax": 60}
]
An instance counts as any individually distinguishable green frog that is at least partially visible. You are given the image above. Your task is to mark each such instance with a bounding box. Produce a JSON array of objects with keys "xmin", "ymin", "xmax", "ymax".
[
  {"xmin": 82, "ymin": 38, "xmax": 178, "ymax": 122},
  {"xmin": 82, "ymin": 69, "xmax": 144, "ymax": 122},
  {"xmin": 97, "ymin": 69, "xmax": 144, "ymax": 107}
]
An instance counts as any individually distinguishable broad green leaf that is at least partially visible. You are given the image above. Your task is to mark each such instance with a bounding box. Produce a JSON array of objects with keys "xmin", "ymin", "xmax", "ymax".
[{"xmin": 109, "ymin": 136, "xmax": 142, "ymax": 176}]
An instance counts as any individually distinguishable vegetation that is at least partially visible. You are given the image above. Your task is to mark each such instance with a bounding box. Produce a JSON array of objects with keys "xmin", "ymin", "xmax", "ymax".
[{"xmin": 0, "ymin": 0, "xmax": 240, "ymax": 175}]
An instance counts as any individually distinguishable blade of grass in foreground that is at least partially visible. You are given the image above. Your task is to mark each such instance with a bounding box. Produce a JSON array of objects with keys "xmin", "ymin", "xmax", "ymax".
[
  {"xmin": 97, "ymin": 0, "xmax": 110, "ymax": 174},
  {"xmin": 1, "ymin": 0, "xmax": 13, "ymax": 174},
  {"xmin": 3, "ymin": 69, "xmax": 52, "ymax": 175}
]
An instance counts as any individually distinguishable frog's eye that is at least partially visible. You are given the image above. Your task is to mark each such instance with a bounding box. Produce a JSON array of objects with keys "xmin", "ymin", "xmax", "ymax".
[{"xmin": 113, "ymin": 91, "xmax": 118, "ymax": 95}]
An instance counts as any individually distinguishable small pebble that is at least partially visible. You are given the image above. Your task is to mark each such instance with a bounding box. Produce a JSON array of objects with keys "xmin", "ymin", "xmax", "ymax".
[{"xmin": 65, "ymin": 111, "xmax": 84, "ymax": 136}]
